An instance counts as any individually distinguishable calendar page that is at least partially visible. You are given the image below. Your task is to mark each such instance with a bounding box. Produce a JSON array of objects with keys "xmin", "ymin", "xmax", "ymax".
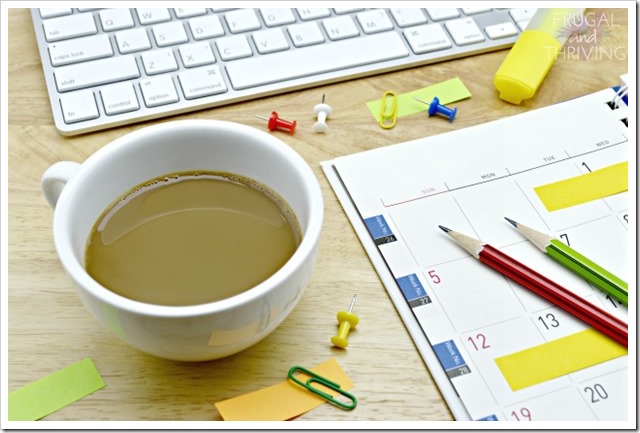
[{"xmin": 322, "ymin": 89, "xmax": 633, "ymax": 422}]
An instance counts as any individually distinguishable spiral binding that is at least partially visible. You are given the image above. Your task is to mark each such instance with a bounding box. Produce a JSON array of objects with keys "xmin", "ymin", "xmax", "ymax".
[
  {"xmin": 610, "ymin": 85, "xmax": 628, "ymax": 109},
  {"xmin": 609, "ymin": 73, "xmax": 629, "ymax": 109}
]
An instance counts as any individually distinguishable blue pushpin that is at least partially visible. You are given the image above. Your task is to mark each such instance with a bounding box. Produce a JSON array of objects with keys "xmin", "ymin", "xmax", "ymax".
[{"xmin": 414, "ymin": 96, "xmax": 457, "ymax": 122}]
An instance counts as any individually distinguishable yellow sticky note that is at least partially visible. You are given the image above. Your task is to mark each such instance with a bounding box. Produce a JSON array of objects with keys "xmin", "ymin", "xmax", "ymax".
[
  {"xmin": 495, "ymin": 329, "xmax": 627, "ymax": 391},
  {"xmin": 367, "ymin": 77, "xmax": 471, "ymax": 122},
  {"xmin": 215, "ymin": 358, "xmax": 353, "ymax": 421},
  {"xmin": 534, "ymin": 161, "xmax": 628, "ymax": 211},
  {"xmin": 8, "ymin": 357, "xmax": 106, "ymax": 421}
]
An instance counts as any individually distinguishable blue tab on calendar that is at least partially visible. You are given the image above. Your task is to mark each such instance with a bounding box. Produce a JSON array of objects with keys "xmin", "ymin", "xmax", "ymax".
[
  {"xmin": 364, "ymin": 215, "xmax": 397, "ymax": 245},
  {"xmin": 477, "ymin": 414, "xmax": 499, "ymax": 421},
  {"xmin": 396, "ymin": 274, "xmax": 431, "ymax": 308},
  {"xmin": 433, "ymin": 340, "xmax": 471, "ymax": 379}
]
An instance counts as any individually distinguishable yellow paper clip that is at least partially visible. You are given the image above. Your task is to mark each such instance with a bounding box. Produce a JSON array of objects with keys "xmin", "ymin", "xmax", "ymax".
[
  {"xmin": 288, "ymin": 366, "xmax": 357, "ymax": 410},
  {"xmin": 379, "ymin": 91, "xmax": 397, "ymax": 129}
]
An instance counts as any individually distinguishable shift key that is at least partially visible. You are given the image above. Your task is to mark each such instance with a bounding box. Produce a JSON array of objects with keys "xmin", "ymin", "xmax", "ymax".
[{"xmin": 54, "ymin": 56, "xmax": 140, "ymax": 92}]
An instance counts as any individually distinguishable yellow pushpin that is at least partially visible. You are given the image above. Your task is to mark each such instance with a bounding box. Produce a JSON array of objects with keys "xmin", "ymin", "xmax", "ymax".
[{"xmin": 331, "ymin": 295, "xmax": 359, "ymax": 349}]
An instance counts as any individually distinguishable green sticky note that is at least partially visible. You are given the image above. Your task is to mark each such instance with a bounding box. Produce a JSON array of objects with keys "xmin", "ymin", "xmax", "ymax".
[
  {"xmin": 9, "ymin": 357, "xmax": 106, "ymax": 421},
  {"xmin": 367, "ymin": 77, "xmax": 472, "ymax": 121}
]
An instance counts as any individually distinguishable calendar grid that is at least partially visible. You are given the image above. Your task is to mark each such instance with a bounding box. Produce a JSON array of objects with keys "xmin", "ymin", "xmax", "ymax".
[{"xmin": 325, "ymin": 88, "xmax": 630, "ymax": 421}]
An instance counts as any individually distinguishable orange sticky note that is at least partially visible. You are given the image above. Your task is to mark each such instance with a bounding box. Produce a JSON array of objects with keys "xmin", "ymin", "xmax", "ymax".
[{"xmin": 215, "ymin": 358, "xmax": 353, "ymax": 421}]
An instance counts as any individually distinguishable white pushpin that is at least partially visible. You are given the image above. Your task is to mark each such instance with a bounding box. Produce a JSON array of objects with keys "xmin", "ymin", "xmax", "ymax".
[{"xmin": 313, "ymin": 95, "xmax": 332, "ymax": 133}]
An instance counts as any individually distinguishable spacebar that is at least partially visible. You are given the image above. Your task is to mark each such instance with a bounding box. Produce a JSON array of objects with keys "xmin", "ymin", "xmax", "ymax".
[{"xmin": 226, "ymin": 32, "xmax": 410, "ymax": 90}]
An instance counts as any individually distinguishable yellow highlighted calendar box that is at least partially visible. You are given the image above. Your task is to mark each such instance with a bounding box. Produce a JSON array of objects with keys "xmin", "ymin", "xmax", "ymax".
[
  {"xmin": 495, "ymin": 329, "xmax": 627, "ymax": 391},
  {"xmin": 534, "ymin": 161, "xmax": 628, "ymax": 212}
]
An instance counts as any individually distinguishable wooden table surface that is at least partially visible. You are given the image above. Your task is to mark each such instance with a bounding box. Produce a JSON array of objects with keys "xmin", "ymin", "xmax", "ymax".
[{"xmin": 7, "ymin": 7, "xmax": 629, "ymax": 424}]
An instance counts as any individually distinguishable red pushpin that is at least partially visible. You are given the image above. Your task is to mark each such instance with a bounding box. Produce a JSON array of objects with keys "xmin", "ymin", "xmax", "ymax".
[{"xmin": 255, "ymin": 111, "xmax": 297, "ymax": 135}]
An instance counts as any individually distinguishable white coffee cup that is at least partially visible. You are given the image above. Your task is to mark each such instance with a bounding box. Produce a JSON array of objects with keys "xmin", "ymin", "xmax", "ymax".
[{"xmin": 41, "ymin": 120, "xmax": 323, "ymax": 361}]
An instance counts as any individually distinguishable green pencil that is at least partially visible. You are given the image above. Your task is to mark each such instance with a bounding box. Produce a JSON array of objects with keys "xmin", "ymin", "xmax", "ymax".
[{"xmin": 505, "ymin": 217, "xmax": 628, "ymax": 306}]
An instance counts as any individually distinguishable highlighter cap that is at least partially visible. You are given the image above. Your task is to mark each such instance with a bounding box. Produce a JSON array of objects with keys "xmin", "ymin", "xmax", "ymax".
[{"xmin": 494, "ymin": 30, "xmax": 562, "ymax": 104}]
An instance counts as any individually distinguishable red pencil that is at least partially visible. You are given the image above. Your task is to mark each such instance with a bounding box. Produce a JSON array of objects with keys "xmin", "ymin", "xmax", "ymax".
[{"xmin": 439, "ymin": 226, "xmax": 627, "ymax": 348}]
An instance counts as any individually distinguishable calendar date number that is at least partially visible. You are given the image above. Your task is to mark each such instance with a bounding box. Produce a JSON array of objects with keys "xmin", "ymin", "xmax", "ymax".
[{"xmin": 511, "ymin": 407, "xmax": 532, "ymax": 421}]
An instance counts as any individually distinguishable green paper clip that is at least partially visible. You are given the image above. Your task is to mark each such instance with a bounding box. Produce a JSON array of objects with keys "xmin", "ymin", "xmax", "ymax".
[{"xmin": 288, "ymin": 366, "xmax": 357, "ymax": 410}]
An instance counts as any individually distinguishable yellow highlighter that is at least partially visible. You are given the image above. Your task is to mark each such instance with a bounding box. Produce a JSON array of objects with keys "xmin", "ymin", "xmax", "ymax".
[{"xmin": 494, "ymin": 8, "xmax": 585, "ymax": 104}]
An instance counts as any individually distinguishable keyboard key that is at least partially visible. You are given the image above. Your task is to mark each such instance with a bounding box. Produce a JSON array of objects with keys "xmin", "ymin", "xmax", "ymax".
[
  {"xmin": 224, "ymin": 9, "xmax": 261, "ymax": 33},
  {"xmin": 178, "ymin": 66, "xmax": 228, "ymax": 99},
  {"xmin": 179, "ymin": 42, "xmax": 216, "ymax": 67},
  {"xmin": 516, "ymin": 20, "xmax": 531, "ymax": 31},
  {"xmin": 426, "ymin": 9, "xmax": 460, "ymax": 21},
  {"xmin": 333, "ymin": 8, "xmax": 364, "ymax": 15},
  {"xmin": 189, "ymin": 15, "xmax": 225, "ymax": 40},
  {"xmin": 485, "ymin": 22, "xmax": 518, "ymax": 40},
  {"xmin": 259, "ymin": 9, "xmax": 296, "ymax": 27},
  {"xmin": 101, "ymin": 82, "xmax": 140, "ymax": 115},
  {"xmin": 288, "ymin": 22, "xmax": 325, "ymax": 47},
  {"xmin": 42, "ymin": 13, "xmax": 97, "ymax": 42},
  {"xmin": 296, "ymin": 8, "xmax": 331, "ymax": 21},
  {"xmin": 60, "ymin": 90, "xmax": 99, "ymax": 123},
  {"xmin": 142, "ymin": 48, "xmax": 178, "ymax": 75},
  {"xmin": 356, "ymin": 10, "xmax": 394, "ymax": 34},
  {"xmin": 226, "ymin": 32, "xmax": 409, "ymax": 90},
  {"xmin": 216, "ymin": 35, "xmax": 253, "ymax": 60},
  {"xmin": 140, "ymin": 75, "xmax": 179, "ymax": 107},
  {"xmin": 39, "ymin": 8, "xmax": 72, "ymax": 19},
  {"xmin": 136, "ymin": 8, "xmax": 171, "ymax": 25},
  {"xmin": 445, "ymin": 18, "xmax": 485, "ymax": 46},
  {"xmin": 509, "ymin": 8, "xmax": 537, "ymax": 22},
  {"xmin": 323, "ymin": 16, "xmax": 359, "ymax": 41},
  {"xmin": 99, "ymin": 9, "xmax": 134, "ymax": 31},
  {"xmin": 511, "ymin": 9, "xmax": 535, "ymax": 31},
  {"xmin": 390, "ymin": 9, "xmax": 428, "ymax": 28},
  {"xmin": 115, "ymin": 28, "xmax": 151, "ymax": 53},
  {"xmin": 174, "ymin": 8, "xmax": 207, "ymax": 19},
  {"xmin": 462, "ymin": 8, "xmax": 492, "ymax": 15},
  {"xmin": 49, "ymin": 34, "xmax": 113, "ymax": 66},
  {"xmin": 252, "ymin": 28, "xmax": 290, "ymax": 54},
  {"xmin": 55, "ymin": 56, "xmax": 140, "ymax": 92},
  {"xmin": 152, "ymin": 21, "xmax": 189, "ymax": 47},
  {"xmin": 404, "ymin": 24, "xmax": 452, "ymax": 54}
]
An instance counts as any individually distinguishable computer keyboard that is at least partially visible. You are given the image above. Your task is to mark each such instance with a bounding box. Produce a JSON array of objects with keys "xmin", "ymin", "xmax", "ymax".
[{"xmin": 31, "ymin": 7, "xmax": 536, "ymax": 135}]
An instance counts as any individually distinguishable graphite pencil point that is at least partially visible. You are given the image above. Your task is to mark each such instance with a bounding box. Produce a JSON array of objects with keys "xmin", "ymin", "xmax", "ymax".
[{"xmin": 504, "ymin": 217, "xmax": 518, "ymax": 227}]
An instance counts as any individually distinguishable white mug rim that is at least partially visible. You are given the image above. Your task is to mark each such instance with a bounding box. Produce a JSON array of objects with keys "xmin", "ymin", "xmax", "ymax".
[{"xmin": 52, "ymin": 120, "xmax": 323, "ymax": 319}]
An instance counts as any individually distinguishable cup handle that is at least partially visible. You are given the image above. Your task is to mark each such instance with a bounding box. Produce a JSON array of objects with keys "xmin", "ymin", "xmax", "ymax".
[{"xmin": 41, "ymin": 161, "xmax": 81, "ymax": 208}]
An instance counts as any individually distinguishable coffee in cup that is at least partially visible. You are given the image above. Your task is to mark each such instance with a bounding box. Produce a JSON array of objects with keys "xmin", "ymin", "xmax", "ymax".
[
  {"xmin": 41, "ymin": 120, "xmax": 323, "ymax": 361},
  {"xmin": 86, "ymin": 170, "xmax": 301, "ymax": 306}
]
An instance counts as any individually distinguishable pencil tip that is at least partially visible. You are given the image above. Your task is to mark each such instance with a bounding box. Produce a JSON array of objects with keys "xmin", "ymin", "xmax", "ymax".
[
  {"xmin": 504, "ymin": 217, "xmax": 518, "ymax": 227},
  {"xmin": 438, "ymin": 225, "xmax": 451, "ymax": 233}
]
